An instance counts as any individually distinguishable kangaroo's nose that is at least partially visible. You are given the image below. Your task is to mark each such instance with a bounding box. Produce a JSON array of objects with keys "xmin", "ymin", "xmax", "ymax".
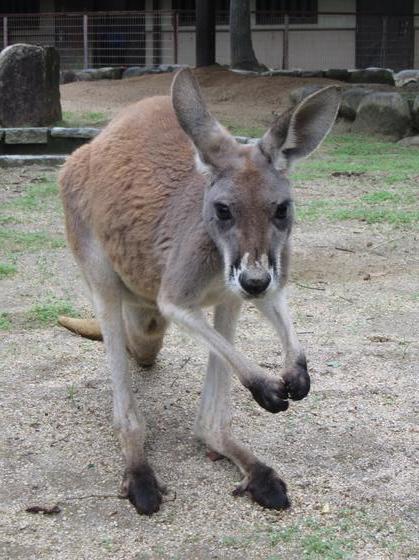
[{"xmin": 239, "ymin": 271, "xmax": 271, "ymax": 296}]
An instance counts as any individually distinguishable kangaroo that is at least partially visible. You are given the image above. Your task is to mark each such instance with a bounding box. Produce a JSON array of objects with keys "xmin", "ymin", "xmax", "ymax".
[{"xmin": 59, "ymin": 68, "xmax": 340, "ymax": 515}]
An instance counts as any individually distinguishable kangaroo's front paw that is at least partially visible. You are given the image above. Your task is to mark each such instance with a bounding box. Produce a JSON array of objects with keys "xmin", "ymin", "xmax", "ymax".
[
  {"xmin": 282, "ymin": 355, "xmax": 310, "ymax": 401},
  {"xmin": 246, "ymin": 375, "xmax": 289, "ymax": 413},
  {"xmin": 233, "ymin": 463, "xmax": 290, "ymax": 510},
  {"xmin": 121, "ymin": 464, "xmax": 163, "ymax": 515}
]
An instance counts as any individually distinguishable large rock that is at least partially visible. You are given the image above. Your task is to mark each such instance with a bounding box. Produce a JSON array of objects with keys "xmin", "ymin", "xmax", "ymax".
[
  {"xmin": 340, "ymin": 87, "xmax": 373, "ymax": 120},
  {"xmin": 0, "ymin": 44, "xmax": 61, "ymax": 127},
  {"xmin": 412, "ymin": 96, "xmax": 419, "ymax": 130},
  {"xmin": 289, "ymin": 84, "xmax": 324, "ymax": 105},
  {"xmin": 122, "ymin": 66, "xmax": 150, "ymax": 79},
  {"xmin": 349, "ymin": 68, "xmax": 394, "ymax": 85},
  {"xmin": 397, "ymin": 135, "xmax": 419, "ymax": 147},
  {"xmin": 353, "ymin": 92, "xmax": 411, "ymax": 139},
  {"xmin": 394, "ymin": 69, "xmax": 419, "ymax": 88}
]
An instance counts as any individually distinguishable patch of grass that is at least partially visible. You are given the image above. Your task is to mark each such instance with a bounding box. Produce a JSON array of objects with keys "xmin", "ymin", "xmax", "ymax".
[
  {"xmin": 66, "ymin": 384, "xmax": 78, "ymax": 403},
  {"xmin": 0, "ymin": 262, "xmax": 17, "ymax": 279},
  {"xmin": 0, "ymin": 215, "xmax": 20, "ymax": 225},
  {"xmin": 223, "ymin": 120, "xmax": 265, "ymax": 138},
  {"xmin": 0, "ymin": 312, "xmax": 11, "ymax": 330},
  {"xmin": 268, "ymin": 526, "xmax": 299, "ymax": 545},
  {"xmin": 27, "ymin": 298, "xmax": 79, "ymax": 326},
  {"xmin": 297, "ymin": 198, "xmax": 419, "ymax": 227},
  {"xmin": 294, "ymin": 133, "xmax": 419, "ymax": 186},
  {"xmin": 4, "ymin": 180, "xmax": 59, "ymax": 212},
  {"xmin": 0, "ymin": 228, "xmax": 65, "ymax": 253},
  {"xmin": 57, "ymin": 110, "xmax": 108, "ymax": 127},
  {"xmin": 301, "ymin": 531, "xmax": 350, "ymax": 559}
]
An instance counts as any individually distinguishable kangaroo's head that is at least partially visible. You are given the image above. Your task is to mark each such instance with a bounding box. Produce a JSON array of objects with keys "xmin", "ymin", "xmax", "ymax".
[{"xmin": 172, "ymin": 69, "xmax": 340, "ymax": 299}]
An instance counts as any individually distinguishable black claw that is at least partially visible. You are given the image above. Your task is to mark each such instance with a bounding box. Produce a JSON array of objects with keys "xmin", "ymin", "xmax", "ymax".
[
  {"xmin": 246, "ymin": 378, "xmax": 289, "ymax": 413},
  {"xmin": 283, "ymin": 355, "xmax": 311, "ymax": 401},
  {"xmin": 235, "ymin": 464, "xmax": 290, "ymax": 510},
  {"xmin": 126, "ymin": 464, "xmax": 163, "ymax": 515}
]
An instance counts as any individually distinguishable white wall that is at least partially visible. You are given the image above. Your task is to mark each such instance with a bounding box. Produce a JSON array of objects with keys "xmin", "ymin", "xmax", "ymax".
[{"xmin": 415, "ymin": 0, "xmax": 419, "ymax": 67}]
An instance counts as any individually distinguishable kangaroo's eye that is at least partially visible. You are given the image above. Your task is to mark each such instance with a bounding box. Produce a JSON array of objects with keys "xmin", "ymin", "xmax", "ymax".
[
  {"xmin": 215, "ymin": 203, "xmax": 232, "ymax": 221},
  {"xmin": 275, "ymin": 201, "xmax": 289, "ymax": 221}
]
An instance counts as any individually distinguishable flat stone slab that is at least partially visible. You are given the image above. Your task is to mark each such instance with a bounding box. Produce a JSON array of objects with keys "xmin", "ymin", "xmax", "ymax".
[
  {"xmin": 0, "ymin": 154, "xmax": 67, "ymax": 167},
  {"xmin": 50, "ymin": 127, "xmax": 100, "ymax": 139},
  {"xmin": 4, "ymin": 128, "xmax": 48, "ymax": 144}
]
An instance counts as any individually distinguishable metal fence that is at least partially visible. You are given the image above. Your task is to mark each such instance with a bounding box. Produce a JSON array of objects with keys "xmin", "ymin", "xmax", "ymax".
[{"xmin": 0, "ymin": 10, "xmax": 418, "ymax": 71}]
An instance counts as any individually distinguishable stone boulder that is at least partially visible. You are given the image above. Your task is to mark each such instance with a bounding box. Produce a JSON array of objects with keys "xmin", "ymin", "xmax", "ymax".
[
  {"xmin": 349, "ymin": 68, "xmax": 394, "ymax": 86},
  {"xmin": 412, "ymin": 96, "xmax": 419, "ymax": 130},
  {"xmin": 0, "ymin": 44, "xmax": 61, "ymax": 127},
  {"xmin": 122, "ymin": 66, "xmax": 150, "ymax": 79},
  {"xmin": 397, "ymin": 135, "xmax": 419, "ymax": 147},
  {"xmin": 352, "ymin": 92, "xmax": 411, "ymax": 139},
  {"xmin": 289, "ymin": 84, "xmax": 324, "ymax": 105},
  {"xmin": 394, "ymin": 69, "xmax": 419, "ymax": 88},
  {"xmin": 340, "ymin": 87, "xmax": 373, "ymax": 120}
]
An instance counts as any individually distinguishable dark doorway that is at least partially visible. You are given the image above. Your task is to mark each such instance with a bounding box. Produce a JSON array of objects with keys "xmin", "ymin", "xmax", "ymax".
[{"xmin": 356, "ymin": 0, "xmax": 414, "ymax": 70}]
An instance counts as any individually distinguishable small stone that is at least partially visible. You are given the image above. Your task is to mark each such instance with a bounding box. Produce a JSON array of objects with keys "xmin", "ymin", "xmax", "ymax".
[
  {"xmin": 320, "ymin": 503, "xmax": 331, "ymax": 514},
  {"xmin": 363, "ymin": 273, "xmax": 371, "ymax": 280}
]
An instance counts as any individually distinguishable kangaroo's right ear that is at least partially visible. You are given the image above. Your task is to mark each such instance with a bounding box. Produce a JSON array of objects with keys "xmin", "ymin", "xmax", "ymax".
[{"xmin": 171, "ymin": 68, "xmax": 238, "ymax": 171}]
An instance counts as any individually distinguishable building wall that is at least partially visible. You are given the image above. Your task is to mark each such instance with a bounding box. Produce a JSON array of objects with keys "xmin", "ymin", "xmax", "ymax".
[{"xmin": 176, "ymin": 0, "xmax": 357, "ymax": 69}]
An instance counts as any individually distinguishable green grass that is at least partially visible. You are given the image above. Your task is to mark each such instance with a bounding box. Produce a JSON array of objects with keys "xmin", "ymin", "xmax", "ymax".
[
  {"xmin": 291, "ymin": 134, "xmax": 419, "ymax": 227},
  {"xmin": 294, "ymin": 134, "xmax": 419, "ymax": 186},
  {"xmin": 27, "ymin": 298, "xmax": 79, "ymax": 326},
  {"xmin": 228, "ymin": 124, "xmax": 265, "ymax": 138},
  {"xmin": 0, "ymin": 215, "xmax": 20, "ymax": 225},
  {"xmin": 57, "ymin": 110, "xmax": 108, "ymax": 128},
  {"xmin": 0, "ymin": 228, "xmax": 65, "ymax": 253},
  {"xmin": 0, "ymin": 312, "xmax": 11, "ymax": 330},
  {"xmin": 297, "ymin": 199, "xmax": 419, "ymax": 226},
  {"xmin": 3, "ymin": 180, "xmax": 59, "ymax": 212},
  {"xmin": 0, "ymin": 262, "xmax": 17, "ymax": 279}
]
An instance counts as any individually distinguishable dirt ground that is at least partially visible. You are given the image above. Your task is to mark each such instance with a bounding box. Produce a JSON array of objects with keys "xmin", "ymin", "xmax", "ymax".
[
  {"xmin": 1, "ymin": 71, "xmax": 418, "ymax": 559},
  {"xmin": 60, "ymin": 66, "xmax": 343, "ymax": 132}
]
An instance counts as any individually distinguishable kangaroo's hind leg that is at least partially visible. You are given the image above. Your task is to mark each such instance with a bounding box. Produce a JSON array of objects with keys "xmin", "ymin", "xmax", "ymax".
[{"xmin": 123, "ymin": 302, "xmax": 168, "ymax": 367}]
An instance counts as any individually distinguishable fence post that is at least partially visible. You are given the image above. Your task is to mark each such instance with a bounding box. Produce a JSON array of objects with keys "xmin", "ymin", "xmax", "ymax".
[
  {"xmin": 83, "ymin": 13, "xmax": 89, "ymax": 69},
  {"xmin": 173, "ymin": 11, "xmax": 178, "ymax": 65},
  {"xmin": 3, "ymin": 16, "xmax": 8, "ymax": 49},
  {"xmin": 282, "ymin": 13, "xmax": 289, "ymax": 70},
  {"xmin": 380, "ymin": 15, "xmax": 388, "ymax": 68}
]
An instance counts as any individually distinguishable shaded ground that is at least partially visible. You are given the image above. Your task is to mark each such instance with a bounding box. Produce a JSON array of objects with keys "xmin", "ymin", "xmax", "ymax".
[{"xmin": 0, "ymin": 130, "xmax": 418, "ymax": 557}]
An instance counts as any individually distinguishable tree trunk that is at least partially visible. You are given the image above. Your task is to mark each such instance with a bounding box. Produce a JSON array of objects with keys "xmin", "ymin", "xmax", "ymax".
[
  {"xmin": 230, "ymin": 0, "xmax": 266, "ymax": 71},
  {"xmin": 196, "ymin": 0, "xmax": 216, "ymax": 67}
]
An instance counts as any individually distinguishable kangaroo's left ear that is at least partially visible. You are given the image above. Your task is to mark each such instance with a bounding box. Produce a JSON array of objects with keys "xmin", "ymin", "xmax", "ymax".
[{"xmin": 260, "ymin": 86, "xmax": 341, "ymax": 171}]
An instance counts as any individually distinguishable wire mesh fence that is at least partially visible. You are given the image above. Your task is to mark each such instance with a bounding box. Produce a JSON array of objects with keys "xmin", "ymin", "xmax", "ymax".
[{"xmin": 0, "ymin": 10, "xmax": 417, "ymax": 71}]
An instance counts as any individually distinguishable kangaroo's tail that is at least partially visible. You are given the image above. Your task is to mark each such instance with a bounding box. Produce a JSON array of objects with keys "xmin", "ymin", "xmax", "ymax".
[{"xmin": 58, "ymin": 316, "xmax": 103, "ymax": 341}]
